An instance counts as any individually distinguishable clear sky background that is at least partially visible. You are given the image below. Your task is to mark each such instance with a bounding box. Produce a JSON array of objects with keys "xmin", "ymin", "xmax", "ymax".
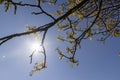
[{"xmin": 0, "ymin": 1, "xmax": 120, "ymax": 80}]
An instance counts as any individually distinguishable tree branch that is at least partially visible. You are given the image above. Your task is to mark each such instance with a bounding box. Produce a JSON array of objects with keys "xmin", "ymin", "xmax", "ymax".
[{"xmin": 0, "ymin": 0, "xmax": 89, "ymax": 45}]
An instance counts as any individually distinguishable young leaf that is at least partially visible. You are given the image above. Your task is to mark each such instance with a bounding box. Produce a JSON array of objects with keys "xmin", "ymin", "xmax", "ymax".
[
  {"xmin": 5, "ymin": 2, "xmax": 12, "ymax": 12},
  {"xmin": 113, "ymin": 29, "xmax": 120, "ymax": 37},
  {"xmin": 118, "ymin": 52, "xmax": 120, "ymax": 56},
  {"xmin": 59, "ymin": 54, "xmax": 64, "ymax": 59},
  {"xmin": 57, "ymin": 25, "xmax": 63, "ymax": 31},
  {"xmin": 85, "ymin": 29, "xmax": 92, "ymax": 37},
  {"xmin": 66, "ymin": 47, "xmax": 73, "ymax": 53},
  {"xmin": 66, "ymin": 32, "xmax": 75, "ymax": 40},
  {"xmin": 76, "ymin": 0, "xmax": 82, "ymax": 4},
  {"xmin": 69, "ymin": 58, "xmax": 75, "ymax": 63},
  {"xmin": 56, "ymin": 11, "xmax": 60, "ymax": 16},
  {"xmin": 36, "ymin": 0, "xmax": 40, "ymax": 4},
  {"xmin": 57, "ymin": 36, "xmax": 64, "ymax": 41},
  {"xmin": 34, "ymin": 33, "xmax": 40, "ymax": 40},
  {"xmin": 69, "ymin": 58, "xmax": 78, "ymax": 63}
]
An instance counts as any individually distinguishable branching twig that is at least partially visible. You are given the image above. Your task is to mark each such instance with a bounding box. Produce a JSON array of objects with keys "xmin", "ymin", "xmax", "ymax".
[
  {"xmin": 29, "ymin": 50, "xmax": 36, "ymax": 64},
  {"xmin": 0, "ymin": 0, "xmax": 89, "ymax": 46}
]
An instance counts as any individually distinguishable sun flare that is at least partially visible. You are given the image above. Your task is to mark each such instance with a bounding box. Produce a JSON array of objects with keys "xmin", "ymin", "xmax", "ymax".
[
  {"xmin": 27, "ymin": 40, "xmax": 43, "ymax": 52},
  {"xmin": 31, "ymin": 41, "xmax": 43, "ymax": 52},
  {"xmin": 26, "ymin": 39, "xmax": 49, "ymax": 56}
]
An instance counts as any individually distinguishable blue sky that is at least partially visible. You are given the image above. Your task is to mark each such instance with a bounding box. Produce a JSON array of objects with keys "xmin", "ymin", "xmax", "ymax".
[{"xmin": 0, "ymin": 1, "xmax": 120, "ymax": 80}]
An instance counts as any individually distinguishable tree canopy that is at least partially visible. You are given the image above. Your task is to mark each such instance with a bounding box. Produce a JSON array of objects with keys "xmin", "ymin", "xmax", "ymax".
[{"xmin": 0, "ymin": 0, "xmax": 120, "ymax": 76}]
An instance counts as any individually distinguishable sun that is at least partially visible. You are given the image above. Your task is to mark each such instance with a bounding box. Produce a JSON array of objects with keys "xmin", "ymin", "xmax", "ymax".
[
  {"xmin": 25, "ymin": 40, "xmax": 44, "ymax": 58},
  {"xmin": 31, "ymin": 41, "xmax": 43, "ymax": 52},
  {"xmin": 26, "ymin": 39, "xmax": 44, "ymax": 53}
]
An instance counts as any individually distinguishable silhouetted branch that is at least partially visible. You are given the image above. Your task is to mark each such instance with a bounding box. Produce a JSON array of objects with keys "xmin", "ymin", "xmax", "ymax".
[
  {"xmin": 1, "ymin": 0, "xmax": 120, "ymax": 75},
  {"xmin": 29, "ymin": 50, "xmax": 36, "ymax": 64},
  {"xmin": 0, "ymin": 0, "xmax": 89, "ymax": 46}
]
